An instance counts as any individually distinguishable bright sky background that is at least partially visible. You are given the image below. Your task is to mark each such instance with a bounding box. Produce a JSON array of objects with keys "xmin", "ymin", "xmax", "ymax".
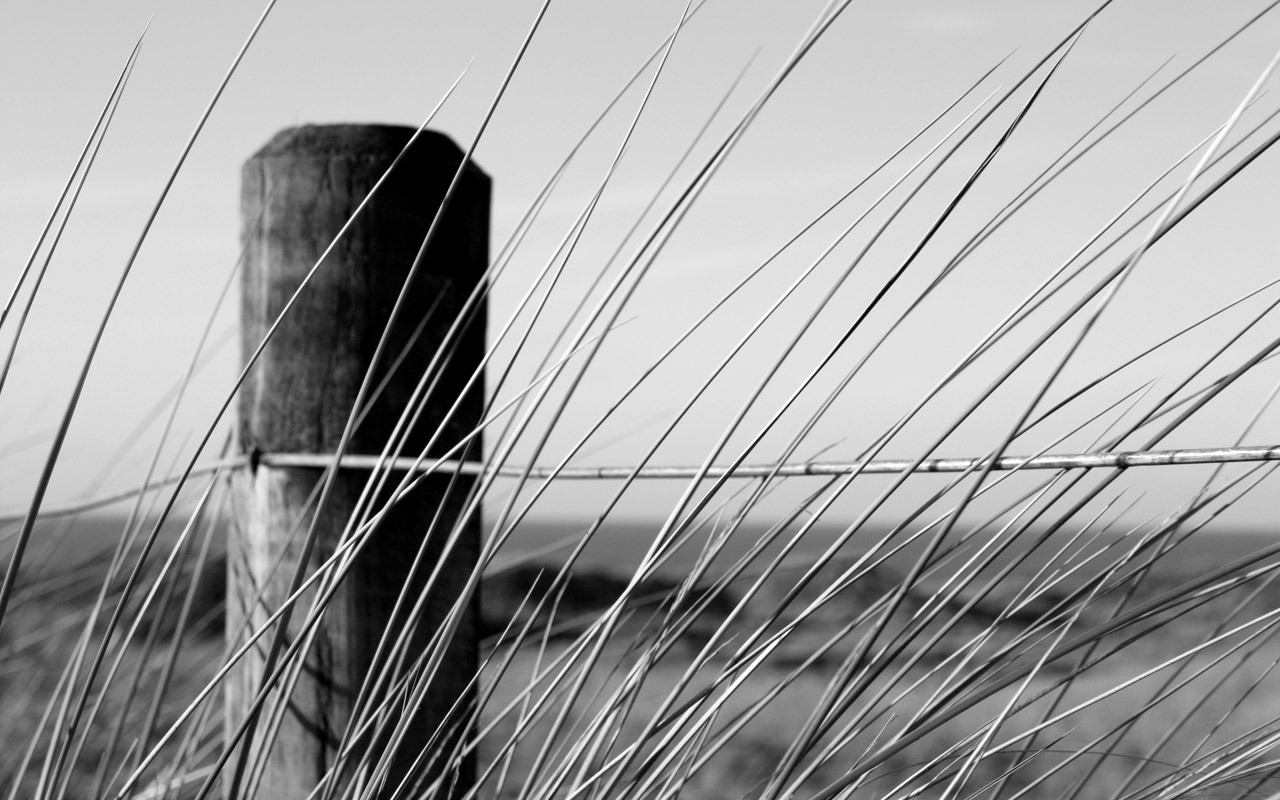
[{"xmin": 4, "ymin": 1, "xmax": 1280, "ymax": 533}]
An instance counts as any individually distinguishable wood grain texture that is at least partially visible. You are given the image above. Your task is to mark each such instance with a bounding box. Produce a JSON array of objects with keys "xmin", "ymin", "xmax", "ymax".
[{"xmin": 229, "ymin": 124, "xmax": 488, "ymax": 800}]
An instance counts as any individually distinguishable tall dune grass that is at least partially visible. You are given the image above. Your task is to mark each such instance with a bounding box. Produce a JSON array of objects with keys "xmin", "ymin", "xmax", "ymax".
[{"xmin": 8, "ymin": 2, "xmax": 1280, "ymax": 799}]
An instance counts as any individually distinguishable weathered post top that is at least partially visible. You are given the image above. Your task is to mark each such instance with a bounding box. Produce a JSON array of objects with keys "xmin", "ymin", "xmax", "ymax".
[{"xmin": 239, "ymin": 123, "xmax": 490, "ymax": 460}]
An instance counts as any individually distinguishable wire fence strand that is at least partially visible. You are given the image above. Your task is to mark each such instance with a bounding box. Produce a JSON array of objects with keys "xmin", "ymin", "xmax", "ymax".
[
  {"xmin": 6, "ymin": 444, "xmax": 1277, "ymax": 525},
  {"xmin": 259, "ymin": 443, "xmax": 1280, "ymax": 478}
]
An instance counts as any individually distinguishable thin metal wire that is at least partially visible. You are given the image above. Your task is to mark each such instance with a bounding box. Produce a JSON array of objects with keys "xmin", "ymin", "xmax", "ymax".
[
  {"xmin": 259, "ymin": 443, "xmax": 1280, "ymax": 479},
  {"xmin": 6, "ymin": 444, "xmax": 1277, "ymax": 524}
]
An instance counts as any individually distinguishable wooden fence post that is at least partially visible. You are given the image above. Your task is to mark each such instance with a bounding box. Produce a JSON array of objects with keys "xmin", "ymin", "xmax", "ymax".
[{"xmin": 230, "ymin": 124, "xmax": 489, "ymax": 799}]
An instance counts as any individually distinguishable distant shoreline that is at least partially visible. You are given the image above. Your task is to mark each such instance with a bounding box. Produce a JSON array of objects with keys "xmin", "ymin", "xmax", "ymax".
[{"xmin": 49, "ymin": 513, "xmax": 1278, "ymax": 579}]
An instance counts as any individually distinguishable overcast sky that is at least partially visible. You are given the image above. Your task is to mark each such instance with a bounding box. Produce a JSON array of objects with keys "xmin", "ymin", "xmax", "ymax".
[{"xmin": 4, "ymin": 1, "xmax": 1280, "ymax": 533}]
